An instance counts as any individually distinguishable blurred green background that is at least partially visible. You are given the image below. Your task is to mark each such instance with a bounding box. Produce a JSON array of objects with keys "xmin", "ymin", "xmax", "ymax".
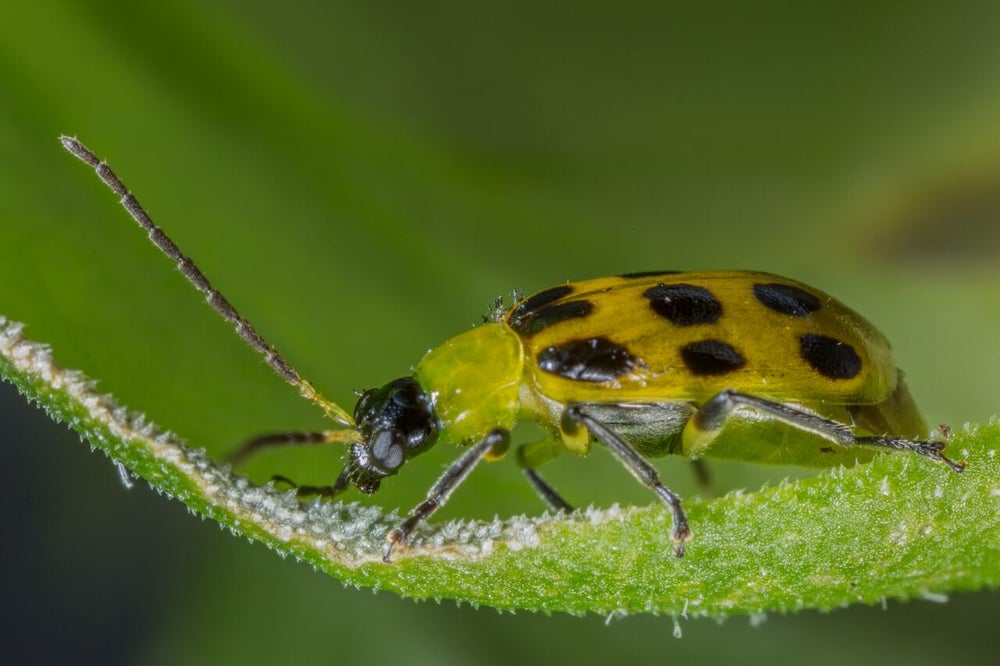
[{"xmin": 3, "ymin": 1, "xmax": 1000, "ymax": 664}]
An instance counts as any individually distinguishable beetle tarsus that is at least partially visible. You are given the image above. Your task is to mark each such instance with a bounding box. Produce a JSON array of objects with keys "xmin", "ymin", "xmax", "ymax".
[
  {"xmin": 672, "ymin": 521, "xmax": 692, "ymax": 558},
  {"xmin": 920, "ymin": 440, "xmax": 966, "ymax": 474},
  {"xmin": 383, "ymin": 526, "xmax": 409, "ymax": 563},
  {"xmin": 938, "ymin": 452, "xmax": 967, "ymax": 474}
]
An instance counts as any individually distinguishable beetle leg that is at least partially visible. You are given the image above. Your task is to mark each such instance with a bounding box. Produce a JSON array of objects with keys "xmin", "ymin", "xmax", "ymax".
[
  {"xmin": 690, "ymin": 458, "xmax": 716, "ymax": 495},
  {"xmin": 271, "ymin": 467, "xmax": 352, "ymax": 499},
  {"xmin": 516, "ymin": 438, "xmax": 574, "ymax": 513},
  {"xmin": 562, "ymin": 405, "xmax": 691, "ymax": 557},
  {"xmin": 229, "ymin": 432, "xmax": 357, "ymax": 499},
  {"xmin": 384, "ymin": 428, "xmax": 510, "ymax": 562},
  {"xmin": 687, "ymin": 389, "xmax": 965, "ymax": 473},
  {"xmin": 522, "ymin": 469, "xmax": 574, "ymax": 513},
  {"xmin": 854, "ymin": 435, "xmax": 965, "ymax": 472},
  {"xmin": 226, "ymin": 429, "xmax": 360, "ymax": 466}
]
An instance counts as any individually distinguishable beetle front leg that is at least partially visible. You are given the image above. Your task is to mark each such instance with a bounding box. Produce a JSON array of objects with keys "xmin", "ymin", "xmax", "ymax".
[
  {"xmin": 228, "ymin": 431, "xmax": 358, "ymax": 499},
  {"xmin": 384, "ymin": 428, "xmax": 510, "ymax": 562},
  {"xmin": 271, "ymin": 467, "xmax": 352, "ymax": 499},
  {"xmin": 562, "ymin": 405, "xmax": 691, "ymax": 557},
  {"xmin": 226, "ymin": 428, "xmax": 360, "ymax": 465}
]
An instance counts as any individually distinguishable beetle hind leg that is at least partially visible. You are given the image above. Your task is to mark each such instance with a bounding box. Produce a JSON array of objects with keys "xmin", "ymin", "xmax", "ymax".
[
  {"xmin": 855, "ymin": 435, "xmax": 966, "ymax": 473},
  {"xmin": 685, "ymin": 389, "xmax": 965, "ymax": 472}
]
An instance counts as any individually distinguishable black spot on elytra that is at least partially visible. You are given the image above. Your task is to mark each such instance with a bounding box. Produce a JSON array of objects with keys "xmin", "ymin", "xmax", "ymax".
[
  {"xmin": 509, "ymin": 285, "xmax": 573, "ymax": 320},
  {"xmin": 753, "ymin": 283, "xmax": 821, "ymax": 317},
  {"xmin": 509, "ymin": 300, "xmax": 594, "ymax": 336},
  {"xmin": 508, "ymin": 285, "xmax": 573, "ymax": 326},
  {"xmin": 799, "ymin": 334, "xmax": 862, "ymax": 380},
  {"xmin": 680, "ymin": 340, "xmax": 746, "ymax": 376},
  {"xmin": 537, "ymin": 337, "xmax": 638, "ymax": 383},
  {"xmin": 619, "ymin": 270, "xmax": 681, "ymax": 278},
  {"xmin": 643, "ymin": 284, "xmax": 722, "ymax": 326}
]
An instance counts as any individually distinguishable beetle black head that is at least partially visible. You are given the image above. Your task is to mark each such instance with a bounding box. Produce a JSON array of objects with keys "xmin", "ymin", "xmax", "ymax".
[{"xmin": 346, "ymin": 377, "xmax": 439, "ymax": 493}]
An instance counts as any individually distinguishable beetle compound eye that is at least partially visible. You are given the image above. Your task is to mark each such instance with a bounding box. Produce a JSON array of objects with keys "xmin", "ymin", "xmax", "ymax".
[{"xmin": 371, "ymin": 430, "xmax": 406, "ymax": 471}]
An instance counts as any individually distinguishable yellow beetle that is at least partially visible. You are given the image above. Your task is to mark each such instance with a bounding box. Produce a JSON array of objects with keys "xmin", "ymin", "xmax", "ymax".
[{"xmin": 62, "ymin": 136, "xmax": 964, "ymax": 563}]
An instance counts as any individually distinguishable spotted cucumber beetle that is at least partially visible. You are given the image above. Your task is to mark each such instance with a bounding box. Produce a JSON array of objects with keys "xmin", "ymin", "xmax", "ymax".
[{"xmin": 61, "ymin": 136, "xmax": 965, "ymax": 562}]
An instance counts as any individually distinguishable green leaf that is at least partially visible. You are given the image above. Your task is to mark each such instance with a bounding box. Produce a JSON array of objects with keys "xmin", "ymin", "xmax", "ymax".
[{"xmin": 3, "ymin": 314, "xmax": 996, "ymax": 617}]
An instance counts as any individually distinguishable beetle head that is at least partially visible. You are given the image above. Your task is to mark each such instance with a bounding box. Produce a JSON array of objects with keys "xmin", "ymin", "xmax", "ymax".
[{"xmin": 346, "ymin": 377, "xmax": 439, "ymax": 493}]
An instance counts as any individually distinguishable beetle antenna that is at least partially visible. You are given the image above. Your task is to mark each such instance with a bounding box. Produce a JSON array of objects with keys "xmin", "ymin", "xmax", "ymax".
[{"xmin": 60, "ymin": 135, "xmax": 355, "ymax": 428}]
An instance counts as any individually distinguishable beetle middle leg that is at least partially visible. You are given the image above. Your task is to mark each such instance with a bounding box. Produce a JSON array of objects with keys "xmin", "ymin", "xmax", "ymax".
[
  {"xmin": 562, "ymin": 405, "xmax": 692, "ymax": 557},
  {"xmin": 517, "ymin": 437, "xmax": 574, "ymax": 513},
  {"xmin": 690, "ymin": 458, "xmax": 716, "ymax": 495},
  {"xmin": 685, "ymin": 389, "xmax": 965, "ymax": 473}
]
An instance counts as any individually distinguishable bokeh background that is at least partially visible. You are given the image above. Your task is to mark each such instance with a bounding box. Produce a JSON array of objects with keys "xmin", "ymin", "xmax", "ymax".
[{"xmin": 2, "ymin": 2, "xmax": 1000, "ymax": 664}]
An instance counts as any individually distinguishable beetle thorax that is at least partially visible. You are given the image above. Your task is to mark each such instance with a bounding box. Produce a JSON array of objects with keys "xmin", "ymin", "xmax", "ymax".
[{"xmin": 413, "ymin": 323, "xmax": 524, "ymax": 445}]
